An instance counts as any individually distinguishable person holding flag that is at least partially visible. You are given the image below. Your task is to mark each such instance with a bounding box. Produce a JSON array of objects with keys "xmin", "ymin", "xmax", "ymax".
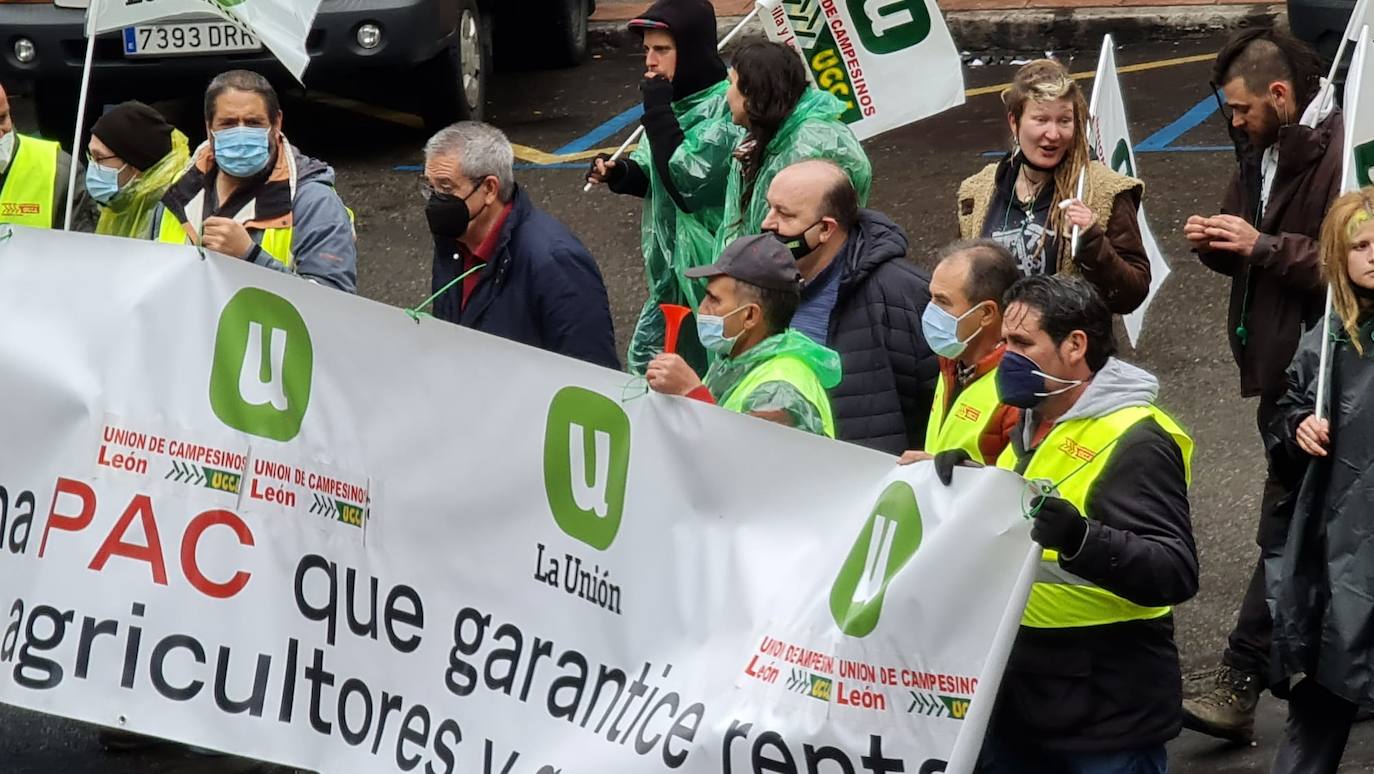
[
  {"xmin": 150, "ymin": 70, "xmax": 358, "ymax": 293},
  {"xmin": 956, "ymin": 60, "xmax": 1150, "ymax": 314},
  {"xmin": 585, "ymin": 0, "xmax": 742, "ymax": 377},
  {"xmin": 86, "ymin": 101, "xmax": 191, "ymax": 240},
  {"xmin": 1182, "ymin": 28, "xmax": 1341, "ymax": 742},
  {"xmin": 715, "ymin": 41, "xmax": 871, "ymax": 252},
  {"xmin": 899, "ymin": 239, "xmax": 1021, "ymax": 467},
  {"xmin": 1266, "ymin": 190, "xmax": 1374, "ymax": 773}
]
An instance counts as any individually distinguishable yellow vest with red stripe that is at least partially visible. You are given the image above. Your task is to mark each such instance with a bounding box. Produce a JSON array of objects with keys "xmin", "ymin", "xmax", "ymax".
[
  {"xmin": 924, "ymin": 367, "xmax": 1002, "ymax": 462},
  {"xmin": 997, "ymin": 404, "xmax": 1193, "ymax": 629},
  {"xmin": 156, "ymin": 209, "xmax": 294, "ymax": 267},
  {"xmin": 0, "ymin": 135, "xmax": 59, "ymax": 229}
]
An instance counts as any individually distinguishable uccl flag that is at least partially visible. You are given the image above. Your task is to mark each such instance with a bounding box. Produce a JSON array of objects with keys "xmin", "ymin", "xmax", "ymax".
[
  {"xmin": 1087, "ymin": 35, "xmax": 1170, "ymax": 347},
  {"xmin": 756, "ymin": 0, "xmax": 965, "ymax": 140},
  {"xmin": 86, "ymin": 0, "xmax": 320, "ymax": 80}
]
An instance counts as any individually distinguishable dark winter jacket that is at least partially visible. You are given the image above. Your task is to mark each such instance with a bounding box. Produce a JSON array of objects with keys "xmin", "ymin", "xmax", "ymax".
[
  {"xmin": 430, "ymin": 186, "xmax": 619, "ymax": 370},
  {"xmin": 1196, "ymin": 111, "xmax": 1341, "ymax": 403},
  {"xmin": 993, "ymin": 358, "xmax": 1197, "ymax": 752},
  {"xmin": 1269, "ymin": 318, "xmax": 1374, "ymax": 705},
  {"xmin": 823, "ymin": 210, "xmax": 938, "ymax": 455}
]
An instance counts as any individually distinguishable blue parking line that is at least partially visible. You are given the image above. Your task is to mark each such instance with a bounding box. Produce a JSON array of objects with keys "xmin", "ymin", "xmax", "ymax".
[
  {"xmin": 554, "ymin": 104, "xmax": 644, "ymax": 155},
  {"xmin": 1136, "ymin": 94, "xmax": 1218, "ymax": 152}
]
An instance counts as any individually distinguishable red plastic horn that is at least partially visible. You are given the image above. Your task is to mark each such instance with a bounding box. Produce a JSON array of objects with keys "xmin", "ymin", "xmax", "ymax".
[{"xmin": 660, "ymin": 304, "xmax": 692, "ymax": 354}]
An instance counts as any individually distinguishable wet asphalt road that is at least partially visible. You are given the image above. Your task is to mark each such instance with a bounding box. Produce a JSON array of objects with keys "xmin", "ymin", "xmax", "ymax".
[{"xmin": 1, "ymin": 32, "xmax": 1370, "ymax": 773}]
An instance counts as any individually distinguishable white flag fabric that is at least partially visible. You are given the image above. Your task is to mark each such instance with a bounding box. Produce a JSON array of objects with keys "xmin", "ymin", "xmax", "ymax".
[
  {"xmin": 86, "ymin": 0, "xmax": 319, "ymax": 80},
  {"xmin": 1344, "ymin": 28, "xmax": 1374, "ymax": 191},
  {"xmin": 756, "ymin": 0, "xmax": 965, "ymax": 140},
  {"xmin": 1088, "ymin": 35, "xmax": 1171, "ymax": 347},
  {"xmin": 0, "ymin": 225, "xmax": 1038, "ymax": 774}
]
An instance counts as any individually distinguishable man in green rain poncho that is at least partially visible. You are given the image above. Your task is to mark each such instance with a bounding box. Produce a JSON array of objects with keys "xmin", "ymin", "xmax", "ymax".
[
  {"xmin": 717, "ymin": 40, "xmax": 872, "ymax": 253},
  {"xmin": 586, "ymin": 0, "xmax": 743, "ymax": 376},
  {"xmin": 85, "ymin": 101, "xmax": 191, "ymax": 239},
  {"xmin": 645, "ymin": 234, "xmax": 841, "ymax": 437}
]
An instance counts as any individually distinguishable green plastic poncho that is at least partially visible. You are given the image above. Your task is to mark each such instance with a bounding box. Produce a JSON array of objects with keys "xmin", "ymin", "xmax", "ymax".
[
  {"xmin": 705, "ymin": 329, "xmax": 843, "ymax": 437},
  {"xmin": 626, "ymin": 80, "xmax": 745, "ymax": 376},
  {"xmin": 95, "ymin": 129, "xmax": 191, "ymax": 240},
  {"xmin": 715, "ymin": 88, "xmax": 873, "ymax": 254}
]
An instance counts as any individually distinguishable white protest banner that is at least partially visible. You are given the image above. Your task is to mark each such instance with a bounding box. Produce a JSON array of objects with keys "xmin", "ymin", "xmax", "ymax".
[
  {"xmin": 85, "ymin": 0, "xmax": 320, "ymax": 80},
  {"xmin": 757, "ymin": 0, "xmax": 965, "ymax": 140},
  {"xmin": 0, "ymin": 226, "xmax": 1036, "ymax": 774},
  {"xmin": 1088, "ymin": 35, "xmax": 1171, "ymax": 347}
]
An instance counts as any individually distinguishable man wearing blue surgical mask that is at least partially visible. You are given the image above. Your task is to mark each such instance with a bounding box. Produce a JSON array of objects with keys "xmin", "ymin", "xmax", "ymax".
[
  {"xmin": 899, "ymin": 240, "xmax": 1020, "ymax": 468},
  {"xmin": 0, "ymin": 80, "xmax": 96, "ymax": 230},
  {"xmin": 936, "ymin": 275, "xmax": 1196, "ymax": 774},
  {"xmin": 150, "ymin": 70, "xmax": 357, "ymax": 292}
]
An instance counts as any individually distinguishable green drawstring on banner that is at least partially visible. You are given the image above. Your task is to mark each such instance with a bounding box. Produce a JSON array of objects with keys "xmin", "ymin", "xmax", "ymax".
[
  {"xmin": 620, "ymin": 376, "xmax": 650, "ymax": 404},
  {"xmin": 405, "ymin": 262, "xmax": 487, "ymax": 323},
  {"xmin": 0, "ymin": 224, "xmax": 12, "ymax": 243}
]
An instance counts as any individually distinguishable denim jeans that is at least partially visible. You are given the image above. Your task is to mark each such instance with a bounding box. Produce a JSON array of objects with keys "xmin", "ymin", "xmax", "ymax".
[{"xmin": 976, "ymin": 734, "xmax": 1168, "ymax": 774}]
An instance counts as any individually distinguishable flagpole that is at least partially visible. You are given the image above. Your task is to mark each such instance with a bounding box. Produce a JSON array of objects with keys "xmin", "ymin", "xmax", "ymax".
[
  {"xmin": 1315, "ymin": 287, "xmax": 1334, "ymax": 420},
  {"xmin": 1072, "ymin": 36, "xmax": 1112, "ymax": 258},
  {"xmin": 582, "ymin": 5, "xmax": 760, "ymax": 193},
  {"xmin": 64, "ymin": 0, "xmax": 98, "ymax": 231}
]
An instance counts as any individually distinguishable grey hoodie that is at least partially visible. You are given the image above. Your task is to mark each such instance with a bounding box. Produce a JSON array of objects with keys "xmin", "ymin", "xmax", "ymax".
[{"xmin": 1017, "ymin": 357, "xmax": 1160, "ymax": 451}]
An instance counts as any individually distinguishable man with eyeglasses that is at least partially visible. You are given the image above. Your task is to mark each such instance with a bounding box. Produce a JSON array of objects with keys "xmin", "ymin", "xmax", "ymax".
[
  {"xmin": 1181, "ymin": 28, "xmax": 1342, "ymax": 743},
  {"xmin": 422, "ymin": 121, "xmax": 619, "ymax": 369},
  {"xmin": 0, "ymin": 81, "xmax": 95, "ymax": 230},
  {"xmin": 153, "ymin": 70, "xmax": 357, "ymax": 292}
]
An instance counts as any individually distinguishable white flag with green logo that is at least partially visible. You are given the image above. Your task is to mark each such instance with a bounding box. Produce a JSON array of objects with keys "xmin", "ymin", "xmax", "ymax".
[
  {"xmin": 1344, "ymin": 28, "xmax": 1374, "ymax": 191},
  {"xmin": 86, "ymin": 0, "xmax": 319, "ymax": 80},
  {"xmin": 756, "ymin": 0, "xmax": 965, "ymax": 140},
  {"xmin": 1087, "ymin": 35, "xmax": 1170, "ymax": 347}
]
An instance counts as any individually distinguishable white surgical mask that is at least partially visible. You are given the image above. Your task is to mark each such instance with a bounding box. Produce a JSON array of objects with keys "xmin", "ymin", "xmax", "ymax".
[{"xmin": 0, "ymin": 132, "xmax": 14, "ymax": 174}]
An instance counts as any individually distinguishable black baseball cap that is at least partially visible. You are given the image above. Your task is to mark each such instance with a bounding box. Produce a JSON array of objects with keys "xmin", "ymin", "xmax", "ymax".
[{"xmin": 685, "ymin": 234, "xmax": 803, "ymax": 292}]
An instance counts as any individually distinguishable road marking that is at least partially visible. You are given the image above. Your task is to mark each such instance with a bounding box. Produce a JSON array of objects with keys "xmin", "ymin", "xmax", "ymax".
[
  {"xmin": 1136, "ymin": 93, "xmax": 1219, "ymax": 151},
  {"xmin": 362, "ymin": 50, "xmax": 1219, "ymax": 169},
  {"xmin": 963, "ymin": 52, "xmax": 1216, "ymax": 98}
]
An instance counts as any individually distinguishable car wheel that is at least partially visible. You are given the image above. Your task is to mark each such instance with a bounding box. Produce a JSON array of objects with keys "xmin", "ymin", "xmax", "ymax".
[
  {"xmin": 540, "ymin": 0, "xmax": 590, "ymax": 67},
  {"xmin": 420, "ymin": 0, "xmax": 489, "ymax": 130}
]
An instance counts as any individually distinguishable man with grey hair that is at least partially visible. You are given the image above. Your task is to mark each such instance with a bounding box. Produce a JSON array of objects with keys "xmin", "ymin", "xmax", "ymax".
[
  {"xmin": 153, "ymin": 69, "xmax": 357, "ymax": 292},
  {"xmin": 423, "ymin": 121, "xmax": 618, "ymax": 369}
]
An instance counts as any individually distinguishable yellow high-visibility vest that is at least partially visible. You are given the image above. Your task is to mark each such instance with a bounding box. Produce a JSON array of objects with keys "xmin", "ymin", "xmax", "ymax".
[
  {"xmin": 925, "ymin": 366, "xmax": 1002, "ymax": 462},
  {"xmin": 998, "ymin": 404, "xmax": 1193, "ymax": 629},
  {"xmin": 156, "ymin": 208, "xmax": 294, "ymax": 267},
  {"xmin": 0, "ymin": 135, "xmax": 59, "ymax": 229}
]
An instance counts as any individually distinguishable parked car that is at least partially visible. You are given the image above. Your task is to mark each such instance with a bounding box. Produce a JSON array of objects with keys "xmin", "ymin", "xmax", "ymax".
[
  {"xmin": 0, "ymin": 0, "xmax": 593, "ymax": 139},
  {"xmin": 1289, "ymin": 0, "xmax": 1354, "ymax": 86}
]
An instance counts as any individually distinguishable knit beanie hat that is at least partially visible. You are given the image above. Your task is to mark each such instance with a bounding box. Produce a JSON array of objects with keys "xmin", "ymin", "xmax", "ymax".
[{"xmin": 91, "ymin": 101, "xmax": 174, "ymax": 171}]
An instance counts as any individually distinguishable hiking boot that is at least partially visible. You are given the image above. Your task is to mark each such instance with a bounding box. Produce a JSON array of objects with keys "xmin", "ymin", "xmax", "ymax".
[
  {"xmin": 1182, "ymin": 666, "xmax": 1260, "ymax": 743},
  {"xmin": 1182, "ymin": 665, "xmax": 1226, "ymax": 700}
]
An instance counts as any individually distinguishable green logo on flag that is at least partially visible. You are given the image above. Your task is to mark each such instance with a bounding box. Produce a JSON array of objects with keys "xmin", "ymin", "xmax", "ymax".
[
  {"xmin": 848, "ymin": 0, "xmax": 931, "ymax": 54},
  {"xmin": 1111, "ymin": 138, "xmax": 1135, "ymax": 177},
  {"xmin": 1355, "ymin": 140, "xmax": 1374, "ymax": 187},
  {"xmin": 543, "ymin": 387, "xmax": 631, "ymax": 551},
  {"xmin": 829, "ymin": 481, "xmax": 923, "ymax": 637},
  {"xmin": 209, "ymin": 288, "xmax": 313, "ymax": 442}
]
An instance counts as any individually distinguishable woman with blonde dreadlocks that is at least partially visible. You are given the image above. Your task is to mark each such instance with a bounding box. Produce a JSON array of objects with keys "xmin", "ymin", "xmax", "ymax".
[
  {"xmin": 956, "ymin": 59, "xmax": 1150, "ymax": 314},
  {"xmin": 1267, "ymin": 190, "xmax": 1374, "ymax": 773}
]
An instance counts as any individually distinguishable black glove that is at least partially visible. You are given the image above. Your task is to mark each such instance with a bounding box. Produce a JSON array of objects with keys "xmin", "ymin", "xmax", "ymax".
[
  {"xmin": 585, "ymin": 152, "xmax": 626, "ymax": 186},
  {"xmin": 641, "ymin": 74, "xmax": 675, "ymax": 111},
  {"xmin": 1030, "ymin": 495, "xmax": 1089, "ymax": 555},
  {"xmin": 933, "ymin": 448, "xmax": 975, "ymax": 486}
]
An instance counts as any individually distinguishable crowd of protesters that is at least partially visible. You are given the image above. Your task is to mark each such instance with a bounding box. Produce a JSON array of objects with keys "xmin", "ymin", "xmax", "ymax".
[{"xmin": 0, "ymin": 0, "xmax": 1369, "ymax": 768}]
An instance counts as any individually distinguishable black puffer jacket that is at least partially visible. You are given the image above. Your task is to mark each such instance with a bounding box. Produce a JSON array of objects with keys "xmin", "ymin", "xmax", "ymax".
[{"xmin": 825, "ymin": 210, "xmax": 938, "ymax": 454}]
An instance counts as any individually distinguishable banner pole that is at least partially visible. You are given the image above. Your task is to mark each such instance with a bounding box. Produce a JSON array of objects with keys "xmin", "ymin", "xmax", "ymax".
[
  {"xmin": 582, "ymin": 6, "xmax": 760, "ymax": 193},
  {"xmin": 1068, "ymin": 168, "xmax": 1086, "ymax": 258},
  {"xmin": 64, "ymin": 0, "xmax": 98, "ymax": 231}
]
